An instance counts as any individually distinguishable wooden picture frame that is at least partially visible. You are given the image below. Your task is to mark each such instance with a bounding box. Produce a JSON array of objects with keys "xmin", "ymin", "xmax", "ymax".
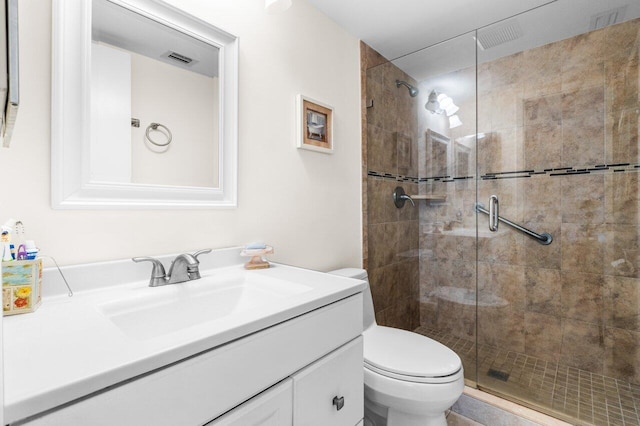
[{"xmin": 297, "ymin": 94, "xmax": 333, "ymax": 154}]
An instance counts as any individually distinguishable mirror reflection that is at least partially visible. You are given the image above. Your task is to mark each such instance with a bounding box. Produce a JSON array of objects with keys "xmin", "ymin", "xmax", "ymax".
[{"xmin": 91, "ymin": 0, "xmax": 220, "ymax": 188}]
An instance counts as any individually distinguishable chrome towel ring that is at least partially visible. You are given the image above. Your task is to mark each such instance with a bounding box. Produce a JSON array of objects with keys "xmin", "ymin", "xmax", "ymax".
[{"xmin": 145, "ymin": 122, "xmax": 172, "ymax": 147}]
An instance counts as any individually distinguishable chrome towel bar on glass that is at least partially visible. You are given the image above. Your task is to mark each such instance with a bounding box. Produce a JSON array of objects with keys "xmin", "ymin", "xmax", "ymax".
[{"xmin": 475, "ymin": 200, "xmax": 553, "ymax": 245}]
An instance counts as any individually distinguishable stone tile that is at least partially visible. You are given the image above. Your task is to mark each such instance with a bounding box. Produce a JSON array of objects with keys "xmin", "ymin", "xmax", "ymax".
[
  {"xmin": 419, "ymin": 300, "xmax": 438, "ymax": 329},
  {"xmin": 561, "ymin": 271, "xmax": 605, "ymax": 324},
  {"xmin": 367, "ymin": 177, "xmax": 398, "ymax": 224},
  {"xmin": 524, "ymin": 311, "xmax": 562, "ymax": 363},
  {"xmin": 605, "ymin": 57, "xmax": 640, "ymax": 114},
  {"xmin": 433, "ymin": 234, "xmax": 476, "ymax": 263},
  {"xmin": 367, "ymin": 125, "xmax": 396, "ymax": 173},
  {"xmin": 603, "ymin": 17, "xmax": 640, "ymax": 64},
  {"xmin": 561, "ymin": 115, "xmax": 605, "ymax": 166},
  {"xmin": 560, "ymin": 318, "xmax": 605, "ymax": 374},
  {"xmin": 524, "ymin": 94, "xmax": 562, "ymax": 126},
  {"xmin": 560, "ymin": 29, "xmax": 606, "ymax": 92},
  {"xmin": 426, "ymin": 129, "xmax": 450, "ymax": 177},
  {"xmin": 431, "ymin": 257, "xmax": 477, "ymax": 291},
  {"xmin": 367, "ymin": 222, "xmax": 398, "ymax": 269},
  {"xmin": 523, "ymin": 222, "xmax": 561, "ymax": 269},
  {"xmin": 477, "ymin": 127, "xmax": 524, "ymax": 175},
  {"xmin": 368, "ymin": 264, "xmax": 399, "ymax": 312},
  {"xmin": 561, "ymin": 223, "xmax": 606, "ymax": 275},
  {"xmin": 522, "ymin": 42, "xmax": 563, "ymax": 99},
  {"xmin": 522, "ymin": 175, "xmax": 561, "ymax": 223},
  {"xmin": 604, "ymin": 224, "xmax": 640, "ymax": 278},
  {"xmin": 605, "ymin": 173, "xmax": 640, "ymax": 225},
  {"xmin": 477, "ymin": 262, "xmax": 526, "ymax": 353},
  {"xmin": 437, "ymin": 294, "xmax": 477, "ymax": 341},
  {"xmin": 605, "ymin": 275, "xmax": 640, "ymax": 331},
  {"xmin": 604, "ymin": 327, "xmax": 640, "ymax": 384},
  {"xmin": 525, "ymin": 267, "xmax": 561, "ymax": 316},
  {"xmin": 605, "ymin": 107, "xmax": 640, "ymax": 164},
  {"xmin": 398, "ymin": 220, "xmax": 419, "ymax": 260},
  {"xmin": 478, "ymin": 231, "xmax": 524, "ymax": 266},
  {"xmin": 362, "ymin": 41, "xmax": 387, "ymax": 75},
  {"xmin": 560, "ymin": 174, "xmax": 605, "ymax": 224},
  {"xmin": 397, "ymin": 258, "xmax": 420, "ymax": 301},
  {"xmin": 447, "ymin": 411, "xmax": 483, "ymax": 426},
  {"xmin": 488, "ymin": 51, "xmax": 524, "ymax": 88},
  {"xmin": 490, "ymin": 83, "xmax": 524, "ymax": 130},
  {"xmin": 561, "ymin": 86, "xmax": 605, "ymax": 121},
  {"xmin": 397, "ymin": 132, "xmax": 415, "ymax": 177},
  {"xmin": 524, "ymin": 122, "xmax": 563, "ymax": 170}
]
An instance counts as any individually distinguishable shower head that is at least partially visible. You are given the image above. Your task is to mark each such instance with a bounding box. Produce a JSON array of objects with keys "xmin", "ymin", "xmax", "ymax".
[{"xmin": 396, "ymin": 80, "xmax": 419, "ymax": 97}]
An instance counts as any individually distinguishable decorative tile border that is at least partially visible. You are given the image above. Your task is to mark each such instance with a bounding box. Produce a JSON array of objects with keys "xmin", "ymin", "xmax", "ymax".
[{"xmin": 368, "ymin": 162, "xmax": 640, "ymax": 184}]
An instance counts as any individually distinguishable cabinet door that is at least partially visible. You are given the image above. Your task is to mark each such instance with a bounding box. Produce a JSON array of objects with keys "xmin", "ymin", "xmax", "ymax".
[
  {"xmin": 207, "ymin": 379, "xmax": 292, "ymax": 426},
  {"xmin": 293, "ymin": 336, "xmax": 363, "ymax": 426}
]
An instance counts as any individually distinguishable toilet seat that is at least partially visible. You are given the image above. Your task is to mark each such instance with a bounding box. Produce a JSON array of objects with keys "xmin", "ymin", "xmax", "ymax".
[{"xmin": 363, "ymin": 326, "xmax": 462, "ymax": 384}]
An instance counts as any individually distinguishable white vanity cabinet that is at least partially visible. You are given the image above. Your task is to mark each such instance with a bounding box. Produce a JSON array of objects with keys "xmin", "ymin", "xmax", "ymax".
[
  {"xmin": 208, "ymin": 336, "xmax": 363, "ymax": 426},
  {"xmin": 19, "ymin": 294, "xmax": 364, "ymax": 426},
  {"xmin": 206, "ymin": 379, "xmax": 294, "ymax": 425}
]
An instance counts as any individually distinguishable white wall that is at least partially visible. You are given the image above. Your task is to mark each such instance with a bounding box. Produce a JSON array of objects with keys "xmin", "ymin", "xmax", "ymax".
[
  {"xmin": 130, "ymin": 50, "xmax": 219, "ymax": 188},
  {"xmin": 0, "ymin": 0, "xmax": 362, "ymax": 271}
]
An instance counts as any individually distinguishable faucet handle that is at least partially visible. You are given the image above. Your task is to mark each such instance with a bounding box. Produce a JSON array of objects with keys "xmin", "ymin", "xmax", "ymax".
[
  {"xmin": 193, "ymin": 249, "xmax": 212, "ymax": 260},
  {"xmin": 132, "ymin": 257, "xmax": 167, "ymax": 286}
]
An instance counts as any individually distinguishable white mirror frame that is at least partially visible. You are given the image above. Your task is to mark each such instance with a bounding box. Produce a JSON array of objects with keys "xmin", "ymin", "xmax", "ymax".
[{"xmin": 51, "ymin": 0, "xmax": 238, "ymax": 209}]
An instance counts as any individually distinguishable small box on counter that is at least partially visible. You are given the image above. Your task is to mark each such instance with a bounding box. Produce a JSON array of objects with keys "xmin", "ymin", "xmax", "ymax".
[{"xmin": 2, "ymin": 259, "xmax": 42, "ymax": 315}]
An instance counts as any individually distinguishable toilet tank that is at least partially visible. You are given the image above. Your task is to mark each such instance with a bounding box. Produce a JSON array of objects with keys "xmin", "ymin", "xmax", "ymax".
[{"xmin": 328, "ymin": 268, "xmax": 376, "ymax": 330}]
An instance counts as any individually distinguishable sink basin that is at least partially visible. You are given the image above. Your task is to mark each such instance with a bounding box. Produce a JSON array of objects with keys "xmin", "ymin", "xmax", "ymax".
[{"xmin": 98, "ymin": 269, "xmax": 312, "ymax": 340}]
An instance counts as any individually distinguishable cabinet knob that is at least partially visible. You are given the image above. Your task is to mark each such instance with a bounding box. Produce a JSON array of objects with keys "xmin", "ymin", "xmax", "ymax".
[{"xmin": 332, "ymin": 396, "xmax": 345, "ymax": 411}]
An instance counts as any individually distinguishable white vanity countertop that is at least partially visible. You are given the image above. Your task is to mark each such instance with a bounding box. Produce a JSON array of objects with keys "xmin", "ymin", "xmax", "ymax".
[{"xmin": 3, "ymin": 248, "xmax": 365, "ymax": 423}]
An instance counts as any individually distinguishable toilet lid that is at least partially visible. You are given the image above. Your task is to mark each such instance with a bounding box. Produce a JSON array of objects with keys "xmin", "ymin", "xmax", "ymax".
[{"xmin": 363, "ymin": 326, "xmax": 462, "ymax": 380}]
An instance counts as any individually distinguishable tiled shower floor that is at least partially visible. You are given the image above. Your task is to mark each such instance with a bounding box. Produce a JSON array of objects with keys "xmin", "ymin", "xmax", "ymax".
[{"xmin": 415, "ymin": 326, "xmax": 640, "ymax": 426}]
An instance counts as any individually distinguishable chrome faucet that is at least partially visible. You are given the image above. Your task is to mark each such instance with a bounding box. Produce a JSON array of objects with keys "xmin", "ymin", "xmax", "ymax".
[{"xmin": 132, "ymin": 249, "xmax": 212, "ymax": 287}]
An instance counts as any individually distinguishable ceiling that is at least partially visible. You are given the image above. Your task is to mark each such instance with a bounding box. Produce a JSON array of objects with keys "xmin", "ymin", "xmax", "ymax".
[
  {"xmin": 307, "ymin": 0, "xmax": 640, "ymax": 84},
  {"xmin": 92, "ymin": 0, "xmax": 219, "ymax": 78}
]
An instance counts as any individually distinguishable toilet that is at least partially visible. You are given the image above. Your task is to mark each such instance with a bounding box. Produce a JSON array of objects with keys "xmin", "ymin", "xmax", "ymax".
[{"xmin": 329, "ymin": 268, "xmax": 464, "ymax": 426}]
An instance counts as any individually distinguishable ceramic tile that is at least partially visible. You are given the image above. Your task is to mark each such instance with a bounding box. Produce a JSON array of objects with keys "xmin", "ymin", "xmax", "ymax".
[
  {"xmin": 367, "ymin": 221, "xmax": 398, "ymax": 269},
  {"xmin": 605, "ymin": 275, "xmax": 640, "ymax": 331},
  {"xmin": 561, "ymin": 223, "xmax": 606, "ymax": 275},
  {"xmin": 604, "ymin": 173, "xmax": 640, "ymax": 226},
  {"xmin": 604, "ymin": 224, "xmax": 640, "ymax": 278},
  {"xmin": 560, "ymin": 318, "xmax": 605, "ymax": 374},
  {"xmin": 525, "ymin": 267, "xmax": 561, "ymax": 316},
  {"xmin": 523, "ymin": 222, "xmax": 561, "ymax": 269},
  {"xmin": 604, "ymin": 107, "xmax": 640, "ymax": 164},
  {"xmin": 562, "ymin": 115, "xmax": 605, "ymax": 166},
  {"xmin": 367, "ymin": 125, "xmax": 397, "ymax": 173},
  {"xmin": 523, "ymin": 175, "xmax": 562, "ymax": 223},
  {"xmin": 604, "ymin": 327, "xmax": 640, "ymax": 385},
  {"xmin": 561, "ymin": 271, "xmax": 605, "ymax": 324},
  {"xmin": 561, "ymin": 174, "xmax": 605, "ymax": 224},
  {"xmin": 524, "ymin": 122, "xmax": 563, "ymax": 170},
  {"xmin": 524, "ymin": 311, "xmax": 562, "ymax": 363}
]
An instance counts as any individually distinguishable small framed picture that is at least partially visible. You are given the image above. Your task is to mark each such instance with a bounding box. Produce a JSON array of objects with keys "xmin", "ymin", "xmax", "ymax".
[{"xmin": 297, "ymin": 94, "xmax": 333, "ymax": 154}]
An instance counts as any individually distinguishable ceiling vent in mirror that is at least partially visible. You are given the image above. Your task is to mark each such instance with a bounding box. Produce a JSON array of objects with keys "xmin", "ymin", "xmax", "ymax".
[
  {"xmin": 163, "ymin": 51, "xmax": 194, "ymax": 65},
  {"xmin": 589, "ymin": 6, "xmax": 627, "ymax": 31},
  {"xmin": 476, "ymin": 19, "xmax": 523, "ymax": 50}
]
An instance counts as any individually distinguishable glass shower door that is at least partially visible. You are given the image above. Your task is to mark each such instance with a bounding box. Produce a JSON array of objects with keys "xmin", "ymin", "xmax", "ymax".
[
  {"xmin": 404, "ymin": 32, "xmax": 479, "ymax": 386},
  {"xmin": 475, "ymin": 5, "xmax": 640, "ymax": 426}
]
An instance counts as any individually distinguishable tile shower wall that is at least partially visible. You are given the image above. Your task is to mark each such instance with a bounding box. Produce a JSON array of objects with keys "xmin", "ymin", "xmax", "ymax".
[
  {"xmin": 361, "ymin": 43, "xmax": 420, "ymax": 330},
  {"xmin": 420, "ymin": 17, "xmax": 640, "ymax": 385}
]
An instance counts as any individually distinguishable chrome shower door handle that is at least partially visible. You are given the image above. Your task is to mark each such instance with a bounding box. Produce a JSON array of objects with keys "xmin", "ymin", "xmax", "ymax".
[{"xmin": 488, "ymin": 195, "xmax": 499, "ymax": 232}]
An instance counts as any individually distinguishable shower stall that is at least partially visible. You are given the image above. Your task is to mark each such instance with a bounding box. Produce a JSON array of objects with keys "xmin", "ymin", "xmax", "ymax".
[{"xmin": 362, "ymin": 1, "xmax": 640, "ymax": 425}]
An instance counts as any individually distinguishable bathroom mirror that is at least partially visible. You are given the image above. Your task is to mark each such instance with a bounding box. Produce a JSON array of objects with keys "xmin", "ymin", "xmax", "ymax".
[{"xmin": 52, "ymin": 0, "xmax": 238, "ymax": 208}]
